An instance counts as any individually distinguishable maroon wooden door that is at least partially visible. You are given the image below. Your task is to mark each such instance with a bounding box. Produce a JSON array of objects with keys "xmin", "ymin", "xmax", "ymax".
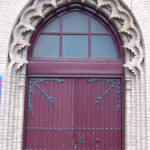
[
  {"xmin": 25, "ymin": 77, "xmax": 122, "ymax": 150},
  {"xmin": 74, "ymin": 78, "xmax": 122, "ymax": 150}
]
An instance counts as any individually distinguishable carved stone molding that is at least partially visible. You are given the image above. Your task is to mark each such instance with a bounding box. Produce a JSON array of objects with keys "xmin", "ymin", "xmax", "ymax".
[{"xmin": 8, "ymin": 0, "xmax": 144, "ymax": 75}]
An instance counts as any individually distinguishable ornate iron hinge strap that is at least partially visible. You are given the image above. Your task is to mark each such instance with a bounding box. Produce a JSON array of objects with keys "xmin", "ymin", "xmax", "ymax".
[
  {"xmin": 87, "ymin": 79, "xmax": 121, "ymax": 112},
  {"xmin": 95, "ymin": 84, "xmax": 115, "ymax": 104},
  {"xmin": 28, "ymin": 78, "xmax": 64, "ymax": 112}
]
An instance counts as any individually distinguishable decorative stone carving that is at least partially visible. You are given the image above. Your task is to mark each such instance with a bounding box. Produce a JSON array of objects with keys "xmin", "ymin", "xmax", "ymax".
[{"xmin": 9, "ymin": 0, "xmax": 144, "ymax": 75}]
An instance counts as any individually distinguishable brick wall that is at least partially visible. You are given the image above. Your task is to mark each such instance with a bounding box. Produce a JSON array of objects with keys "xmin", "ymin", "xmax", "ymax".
[{"xmin": 124, "ymin": 0, "xmax": 150, "ymax": 149}]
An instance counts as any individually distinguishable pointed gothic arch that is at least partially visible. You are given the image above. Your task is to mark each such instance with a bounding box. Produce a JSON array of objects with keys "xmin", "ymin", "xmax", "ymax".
[{"xmin": 3, "ymin": 0, "xmax": 146, "ymax": 149}]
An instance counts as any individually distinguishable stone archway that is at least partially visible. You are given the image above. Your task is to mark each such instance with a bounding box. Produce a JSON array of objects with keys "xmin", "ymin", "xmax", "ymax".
[{"xmin": 1, "ymin": 0, "xmax": 146, "ymax": 149}]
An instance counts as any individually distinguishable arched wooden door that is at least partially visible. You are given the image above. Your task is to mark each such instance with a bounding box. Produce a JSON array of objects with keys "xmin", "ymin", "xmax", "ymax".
[{"xmin": 24, "ymin": 3, "xmax": 124, "ymax": 150}]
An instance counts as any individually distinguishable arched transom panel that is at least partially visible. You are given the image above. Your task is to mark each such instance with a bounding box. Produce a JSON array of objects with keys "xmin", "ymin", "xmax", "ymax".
[{"xmin": 32, "ymin": 11, "xmax": 118, "ymax": 59}]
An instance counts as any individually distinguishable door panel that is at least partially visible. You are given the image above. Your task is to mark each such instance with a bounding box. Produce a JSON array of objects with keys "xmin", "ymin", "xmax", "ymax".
[
  {"xmin": 25, "ymin": 78, "xmax": 75, "ymax": 150},
  {"xmin": 74, "ymin": 79, "xmax": 121, "ymax": 150},
  {"xmin": 25, "ymin": 77, "xmax": 122, "ymax": 150}
]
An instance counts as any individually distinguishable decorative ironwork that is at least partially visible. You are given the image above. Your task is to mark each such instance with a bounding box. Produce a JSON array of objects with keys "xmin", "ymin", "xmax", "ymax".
[
  {"xmin": 28, "ymin": 78, "xmax": 64, "ymax": 112},
  {"xmin": 87, "ymin": 78, "xmax": 121, "ymax": 112},
  {"xmin": 27, "ymin": 127, "xmax": 121, "ymax": 131},
  {"xmin": 95, "ymin": 84, "xmax": 114, "ymax": 104}
]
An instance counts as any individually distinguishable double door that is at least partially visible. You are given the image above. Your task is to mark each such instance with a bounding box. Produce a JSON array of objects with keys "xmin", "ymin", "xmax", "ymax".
[{"xmin": 25, "ymin": 77, "xmax": 122, "ymax": 150}]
